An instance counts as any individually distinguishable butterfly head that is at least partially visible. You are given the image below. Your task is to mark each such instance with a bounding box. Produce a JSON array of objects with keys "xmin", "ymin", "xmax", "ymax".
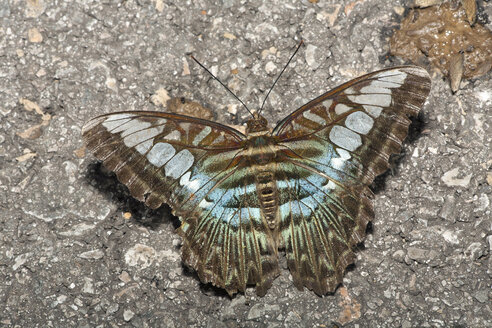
[{"xmin": 245, "ymin": 112, "xmax": 269, "ymax": 135}]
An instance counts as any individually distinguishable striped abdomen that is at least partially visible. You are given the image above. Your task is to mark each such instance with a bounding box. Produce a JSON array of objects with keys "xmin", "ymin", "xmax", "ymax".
[
  {"xmin": 246, "ymin": 134, "xmax": 280, "ymax": 231},
  {"xmin": 256, "ymin": 169, "xmax": 278, "ymax": 229}
]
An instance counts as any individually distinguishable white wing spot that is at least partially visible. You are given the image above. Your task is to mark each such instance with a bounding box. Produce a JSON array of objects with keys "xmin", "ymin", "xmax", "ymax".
[
  {"xmin": 375, "ymin": 70, "xmax": 407, "ymax": 84},
  {"xmin": 179, "ymin": 171, "xmax": 201, "ymax": 193},
  {"xmin": 336, "ymin": 148, "xmax": 351, "ymax": 160},
  {"xmin": 322, "ymin": 99, "xmax": 333, "ymax": 109},
  {"xmin": 344, "ymin": 87, "xmax": 356, "ymax": 95},
  {"xmin": 102, "ymin": 116, "xmax": 133, "ymax": 131},
  {"xmin": 331, "ymin": 157, "xmax": 345, "ymax": 170},
  {"xmin": 323, "ymin": 180, "xmax": 336, "ymax": 190},
  {"xmin": 199, "ymin": 198, "xmax": 213, "ymax": 209},
  {"xmin": 164, "ymin": 130, "xmax": 181, "ymax": 141},
  {"xmin": 135, "ymin": 139, "xmax": 153, "ymax": 155},
  {"xmin": 123, "ymin": 126, "xmax": 163, "ymax": 148},
  {"xmin": 329, "ymin": 125, "xmax": 362, "ymax": 151},
  {"xmin": 192, "ymin": 126, "xmax": 212, "ymax": 145},
  {"xmin": 345, "ymin": 111, "xmax": 374, "ymax": 135},
  {"xmin": 109, "ymin": 120, "xmax": 150, "ymax": 135},
  {"xmin": 335, "ymin": 103, "xmax": 352, "ymax": 115},
  {"xmin": 363, "ymin": 105, "xmax": 383, "ymax": 118},
  {"xmin": 180, "ymin": 122, "xmax": 191, "ymax": 132},
  {"xmin": 146, "ymin": 142, "xmax": 175, "ymax": 167},
  {"xmin": 360, "ymin": 85, "xmax": 392, "ymax": 94},
  {"xmin": 369, "ymin": 80, "xmax": 401, "ymax": 89},
  {"xmin": 348, "ymin": 93, "xmax": 391, "ymax": 107},
  {"xmin": 332, "ymin": 148, "xmax": 351, "ymax": 170},
  {"xmin": 165, "ymin": 149, "xmax": 194, "ymax": 179},
  {"xmin": 303, "ymin": 111, "xmax": 325, "ymax": 125}
]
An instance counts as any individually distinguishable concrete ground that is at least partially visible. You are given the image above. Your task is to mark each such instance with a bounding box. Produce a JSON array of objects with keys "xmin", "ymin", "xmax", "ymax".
[{"xmin": 1, "ymin": 0, "xmax": 490, "ymax": 327}]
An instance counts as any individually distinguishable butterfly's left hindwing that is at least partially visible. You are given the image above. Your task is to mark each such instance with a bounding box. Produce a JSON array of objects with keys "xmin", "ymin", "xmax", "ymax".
[
  {"xmin": 272, "ymin": 66, "xmax": 431, "ymax": 295},
  {"xmin": 82, "ymin": 111, "xmax": 279, "ymax": 295}
]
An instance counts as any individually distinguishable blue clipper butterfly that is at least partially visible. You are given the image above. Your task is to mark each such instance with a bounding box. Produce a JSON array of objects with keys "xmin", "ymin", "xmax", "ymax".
[{"xmin": 82, "ymin": 48, "xmax": 431, "ymax": 296}]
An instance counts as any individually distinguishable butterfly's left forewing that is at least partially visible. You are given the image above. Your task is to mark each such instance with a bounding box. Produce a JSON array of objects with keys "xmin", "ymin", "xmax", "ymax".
[
  {"xmin": 272, "ymin": 66, "xmax": 431, "ymax": 294},
  {"xmin": 83, "ymin": 111, "xmax": 279, "ymax": 295}
]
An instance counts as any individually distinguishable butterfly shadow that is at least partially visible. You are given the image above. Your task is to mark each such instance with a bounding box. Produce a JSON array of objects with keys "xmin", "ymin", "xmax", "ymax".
[
  {"xmin": 84, "ymin": 161, "xmax": 180, "ymax": 230},
  {"xmin": 179, "ymin": 265, "xmax": 233, "ymax": 298}
]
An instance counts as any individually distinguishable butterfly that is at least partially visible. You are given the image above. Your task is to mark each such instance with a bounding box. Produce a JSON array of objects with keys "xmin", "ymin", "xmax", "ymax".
[{"xmin": 82, "ymin": 58, "xmax": 431, "ymax": 296}]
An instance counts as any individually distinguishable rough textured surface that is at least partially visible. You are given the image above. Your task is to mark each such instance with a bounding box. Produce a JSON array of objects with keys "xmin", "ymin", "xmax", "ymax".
[
  {"xmin": 390, "ymin": 2, "xmax": 492, "ymax": 83},
  {"xmin": 1, "ymin": 0, "xmax": 490, "ymax": 327}
]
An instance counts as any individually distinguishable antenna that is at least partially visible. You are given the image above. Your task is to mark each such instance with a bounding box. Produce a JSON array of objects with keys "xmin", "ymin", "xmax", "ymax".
[
  {"xmin": 190, "ymin": 55, "xmax": 253, "ymax": 117},
  {"xmin": 258, "ymin": 40, "xmax": 304, "ymax": 115}
]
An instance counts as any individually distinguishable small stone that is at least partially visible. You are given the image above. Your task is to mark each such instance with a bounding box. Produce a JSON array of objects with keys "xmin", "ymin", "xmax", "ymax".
[
  {"xmin": 119, "ymin": 271, "xmax": 132, "ymax": 283},
  {"xmin": 247, "ymin": 303, "xmax": 280, "ymax": 320},
  {"xmin": 28, "ymin": 28, "xmax": 43, "ymax": 43},
  {"xmin": 247, "ymin": 304, "xmax": 264, "ymax": 320},
  {"xmin": 487, "ymin": 235, "xmax": 492, "ymax": 251},
  {"xmin": 486, "ymin": 172, "xmax": 492, "ymax": 186},
  {"xmin": 25, "ymin": 0, "xmax": 46, "ymax": 17},
  {"xmin": 227, "ymin": 104, "xmax": 238, "ymax": 115},
  {"xmin": 106, "ymin": 303, "xmax": 119, "ymax": 315},
  {"xmin": 392, "ymin": 250, "xmax": 405, "ymax": 262},
  {"xmin": 223, "ymin": 32, "xmax": 236, "ymax": 40},
  {"xmin": 36, "ymin": 68, "xmax": 46, "ymax": 77},
  {"xmin": 304, "ymin": 44, "xmax": 320, "ymax": 69},
  {"xmin": 79, "ymin": 249, "xmax": 104, "ymax": 260},
  {"xmin": 73, "ymin": 146, "xmax": 86, "ymax": 159},
  {"xmin": 57, "ymin": 295, "xmax": 67, "ymax": 304},
  {"xmin": 265, "ymin": 61, "xmax": 277, "ymax": 74},
  {"xmin": 407, "ymin": 247, "xmax": 428, "ymax": 261},
  {"xmin": 154, "ymin": 0, "xmax": 164, "ymax": 12},
  {"xmin": 13, "ymin": 253, "xmax": 30, "ymax": 270},
  {"xmin": 474, "ymin": 194, "xmax": 490, "ymax": 212},
  {"xmin": 105, "ymin": 77, "xmax": 118, "ymax": 92},
  {"xmin": 441, "ymin": 230, "xmax": 460, "ymax": 244},
  {"xmin": 393, "ymin": 6, "xmax": 405, "ymax": 16},
  {"xmin": 59, "ymin": 223, "xmax": 95, "ymax": 237},
  {"xmin": 0, "ymin": 0, "xmax": 10, "ymax": 17},
  {"xmin": 284, "ymin": 311, "xmax": 302, "ymax": 325},
  {"xmin": 151, "ymin": 88, "xmax": 170, "ymax": 107},
  {"xmin": 465, "ymin": 242, "xmax": 484, "ymax": 260},
  {"xmin": 17, "ymin": 123, "xmax": 45, "ymax": 140},
  {"xmin": 82, "ymin": 277, "xmax": 95, "ymax": 294},
  {"xmin": 441, "ymin": 168, "xmax": 472, "ymax": 188},
  {"xmin": 439, "ymin": 196, "xmax": 456, "ymax": 221},
  {"xmin": 124, "ymin": 244, "xmax": 155, "ymax": 268},
  {"xmin": 123, "ymin": 309, "xmax": 134, "ymax": 321},
  {"xmin": 473, "ymin": 289, "xmax": 488, "ymax": 303}
]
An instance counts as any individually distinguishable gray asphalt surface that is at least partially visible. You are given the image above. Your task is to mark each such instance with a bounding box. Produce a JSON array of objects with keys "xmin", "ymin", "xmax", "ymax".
[{"xmin": 1, "ymin": 1, "xmax": 491, "ymax": 327}]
